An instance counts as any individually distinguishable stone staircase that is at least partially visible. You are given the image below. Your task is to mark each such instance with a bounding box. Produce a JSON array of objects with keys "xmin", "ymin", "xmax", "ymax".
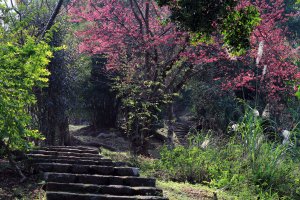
[{"xmin": 27, "ymin": 146, "xmax": 167, "ymax": 200}]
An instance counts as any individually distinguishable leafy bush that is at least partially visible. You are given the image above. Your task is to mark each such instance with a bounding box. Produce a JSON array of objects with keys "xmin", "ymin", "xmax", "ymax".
[
  {"xmin": 113, "ymin": 76, "xmax": 174, "ymax": 154},
  {"xmin": 0, "ymin": 1, "xmax": 57, "ymax": 155},
  {"xmin": 221, "ymin": 5, "xmax": 261, "ymax": 55},
  {"xmin": 0, "ymin": 30, "xmax": 52, "ymax": 151}
]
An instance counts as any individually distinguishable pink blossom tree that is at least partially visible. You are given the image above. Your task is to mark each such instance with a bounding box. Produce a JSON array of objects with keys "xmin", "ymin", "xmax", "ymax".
[
  {"xmin": 69, "ymin": 0, "xmax": 221, "ymax": 152},
  {"xmin": 219, "ymin": 0, "xmax": 299, "ymax": 117},
  {"xmin": 69, "ymin": 0, "xmax": 299, "ymax": 151}
]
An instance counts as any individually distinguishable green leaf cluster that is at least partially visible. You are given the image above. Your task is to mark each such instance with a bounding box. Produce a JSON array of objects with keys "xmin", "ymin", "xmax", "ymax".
[
  {"xmin": 221, "ymin": 6, "xmax": 261, "ymax": 56},
  {"xmin": 296, "ymin": 85, "xmax": 300, "ymax": 99},
  {"xmin": 113, "ymin": 77, "xmax": 174, "ymax": 141},
  {"xmin": 0, "ymin": 26, "xmax": 52, "ymax": 151},
  {"xmin": 156, "ymin": 0, "xmax": 238, "ymax": 34}
]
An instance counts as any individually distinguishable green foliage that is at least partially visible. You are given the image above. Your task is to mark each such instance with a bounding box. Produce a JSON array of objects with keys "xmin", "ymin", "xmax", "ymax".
[
  {"xmin": 156, "ymin": 0, "xmax": 238, "ymax": 34},
  {"xmin": 296, "ymin": 86, "xmax": 300, "ymax": 99},
  {"xmin": 159, "ymin": 143, "xmax": 214, "ymax": 183},
  {"xmin": 189, "ymin": 32, "xmax": 214, "ymax": 46},
  {"xmin": 221, "ymin": 6, "xmax": 261, "ymax": 56},
  {"xmin": 156, "ymin": 1, "xmax": 261, "ymax": 55},
  {"xmin": 0, "ymin": 26, "xmax": 52, "ymax": 151},
  {"xmin": 154, "ymin": 109, "xmax": 300, "ymax": 199},
  {"xmin": 113, "ymin": 75, "xmax": 174, "ymax": 153}
]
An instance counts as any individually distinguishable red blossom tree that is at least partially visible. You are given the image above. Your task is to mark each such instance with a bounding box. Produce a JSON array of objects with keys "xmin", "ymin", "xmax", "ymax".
[
  {"xmin": 69, "ymin": 0, "xmax": 299, "ymax": 150},
  {"xmin": 69, "ymin": 0, "xmax": 223, "ymax": 151},
  {"xmin": 220, "ymin": 0, "xmax": 299, "ymax": 105},
  {"xmin": 68, "ymin": 0, "xmax": 224, "ymax": 152},
  {"xmin": 68, "ymin": 0, "xmax": 218, "ymax": 77}
]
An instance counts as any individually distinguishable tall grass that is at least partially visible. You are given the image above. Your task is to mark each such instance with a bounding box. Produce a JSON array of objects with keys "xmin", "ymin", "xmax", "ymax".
[{"xmin": 155, "ymin": 109, "xmax": 300, "ymax": 199}]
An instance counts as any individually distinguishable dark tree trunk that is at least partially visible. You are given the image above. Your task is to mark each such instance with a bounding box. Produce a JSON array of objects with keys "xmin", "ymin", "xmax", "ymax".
[
  {"xmin": 0, "ymin": 141, "xmax": 26, "ymax": 182},
  {"xmin": 167, "ymin": 102, "xmax": 175, "ymax": 148},
  {"xmin": 59, "ymin": 116, "xmax": 70, "ymax": 145},
  {"xmin": 36, "ymin": 28, "xmax": 70, "ymax": 146},
  {"xmin": 41, "ymin": 0, "xmax": 64, "ymax": 38},
  {"xmin": 31, "ymin": 0, "xmax": 69, "ymax": 146}
]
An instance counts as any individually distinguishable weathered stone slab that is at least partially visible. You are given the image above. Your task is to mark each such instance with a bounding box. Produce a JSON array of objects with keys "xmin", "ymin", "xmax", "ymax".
[
  {"xmin": 37, "ymin": 163, "xmax": 139, "ymax": 176},
  {"xmin": 46, "ymin": 182, "xmax": 161, "ymax": 196},
  {"xmin": 44, "ymin": 172, "xmax": 77, "ymax": 183},
  {"xmin": 27, "ymin": 154, "xmax": 103, "ymax": 161},
  {"xmin": 115, "ymin": 167, "xmax": 139, "ymax": 176},
  {"xmin": 28, "ymin": 158, "xmax": 114, "ymax": 166},
  {"xmin": 46, "ymin": 182, "xmax": 100, "ymax": 193},
  {"xmin": 42, "ymin": 146, "xmax": 98, "ymax": 151},
  {"xmin": 124, "ymin": 177, "xmax": 156, "ymax": 187},
  {"xmin": 46, "ymin": 191, "xmax": 168, "ymax": 200},
  {"xmin": 45, "ymin": 173, "xmax": 156, "ymax": 187},
  {"xmin": 76, "ymin": 174, "xmax": 109, "ymax": 185},
  {"xmin": 30, "ymin": 150, "xmax": 101, "ymax": 158},
  {"xmin": 39, "ymin": 147, "xmax": 99, "ymax": 154}
]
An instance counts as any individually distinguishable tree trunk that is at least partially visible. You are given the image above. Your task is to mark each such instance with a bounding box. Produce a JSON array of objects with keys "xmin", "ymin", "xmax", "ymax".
[
  {"xmin": 0, "ymin": 141, "xmax": 26, "ymax": 182},
  {"xmin": 41, "ymin": 0, "xmax": 64, "ymax": 39},
  {"xmin": 167, "ymin": 102, "xmax": 175, "ymax": 148},
  {"xmin": 7, "ymin": 149, "xmax": 26, "ymax": 182},
  {"xmin": 130, "ymin": 118, "xmax": 140, "ymax": 155},
  {"xmin": 59, "ymin": 116, "xmax": 70, "ymax": 145}
]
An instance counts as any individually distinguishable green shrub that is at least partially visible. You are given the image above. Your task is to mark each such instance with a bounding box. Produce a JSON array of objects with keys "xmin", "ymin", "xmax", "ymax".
[
  {"xmin": 155, "ymin": 109, "xmax": 300, "ymax": 199},
  {"xmin": 159, "ymin": 145, "xmax": 211, "ymax": 183}
]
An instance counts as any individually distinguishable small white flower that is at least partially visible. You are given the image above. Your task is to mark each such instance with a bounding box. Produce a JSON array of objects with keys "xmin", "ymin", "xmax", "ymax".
[
  {"xmin": 256, "ymin": 41, "xmax": 264, "ymax": 65},
  {"xmin": 282, "ymin": 130, "xmax": 290, "ymax": 145},
  {"xmin": 253, "ymin": 109, "xmax": 259, "ymax": 117},
  {"xmin": 231, "ymin": 124, "xmax": 239, "ymax": 132},
  {"xmin": 262, "ymin": 104, "xmax": 270, "ymax": 119},
  {"xmin": 262, "ymin": 65, "xmax": 268, "ymax": 76},
  {"xmin": 201, "ymin": 139, "xmax": 210, "ymax": 149}
]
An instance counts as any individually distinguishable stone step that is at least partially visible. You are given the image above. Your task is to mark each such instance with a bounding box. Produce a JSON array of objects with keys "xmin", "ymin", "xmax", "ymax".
[
  {"xmin": 45, "ymin": 173, "xmax": 156, "ymax": 187},
  {"xmin": 30, "ymin": 150, "xmax": 101, "ymax": 158},
  {"xmin": 36, "ymin": 163, "xmax": 139, "ymax": 176},
  {"xmin": 28, "ymin": 157, "xmax": 129, "ymax": 167},
  {"xmin": 46, "ymin": 191, "xmax": 167, "ymax": 200},
  {"xmin": 38, "ymin": 147, "xmax": 99, "ymax": 154},
  {"xmin": 46, "ymin": 182, "xmax": 163, "ymax": 196},
  {"xmin": 42, "ymin": 146, "xmax": 98, "ymax": 151},
  {"xmin": 28, "ymin": 158, "xmax": 115, "ymax": 166},
  {"xmin": 27, "ymin": 154, "xmax": 103, "ymax": 161}
]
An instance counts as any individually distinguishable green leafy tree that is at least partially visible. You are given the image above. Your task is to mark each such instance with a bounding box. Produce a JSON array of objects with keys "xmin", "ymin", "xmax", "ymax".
[
  {"xmin": 156, "ymin": 0, "xmax": 238, "ymax": 34},
  {"xmin": 5, "ymin": 0, "xmax": 72, "ymax": 146},
  {"xmin": 156, "ymin": 0, "xmax": 261, "ymax": 55},
  {"xmin": 0, "ymin": 0, "xmax": 66, "ymax": 180},
  {"xmin": 0, "ymin": 28, "xmax": 52, "ymax": 180},
  {"xmin": 221, "ymin": 6, "xmax": 261, "ymax": 56}
]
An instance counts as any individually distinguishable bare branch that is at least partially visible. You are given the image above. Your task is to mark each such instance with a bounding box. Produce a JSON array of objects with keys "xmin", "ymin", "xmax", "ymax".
[{"xmin": 41, "ymin": 0, "xmax": 64, "ymax": 39}]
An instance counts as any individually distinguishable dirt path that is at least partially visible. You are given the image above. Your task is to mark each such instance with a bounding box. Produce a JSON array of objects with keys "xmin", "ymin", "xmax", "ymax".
[{"xmin": 70, "ymin": 125, "xmax": 167, "ymax": 157}]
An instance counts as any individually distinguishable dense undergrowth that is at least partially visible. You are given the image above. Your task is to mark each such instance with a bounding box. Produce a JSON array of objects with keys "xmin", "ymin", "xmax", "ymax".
[
  {"xmin": 104, "ymin": 110, "xmax": 300, "ymax": 200},
  {"xmin": 156, "ymin": 112, "xmax": 300, "ymax": 199},
  {"xmin": 157, "ymin": 112, "xmax": 300, "ymax": 199}
]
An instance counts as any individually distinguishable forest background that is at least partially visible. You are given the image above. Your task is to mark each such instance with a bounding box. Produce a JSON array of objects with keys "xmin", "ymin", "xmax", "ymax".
[{"xmin": 0, "ymin": 0, "xmax": 300, "ymax": 199}]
